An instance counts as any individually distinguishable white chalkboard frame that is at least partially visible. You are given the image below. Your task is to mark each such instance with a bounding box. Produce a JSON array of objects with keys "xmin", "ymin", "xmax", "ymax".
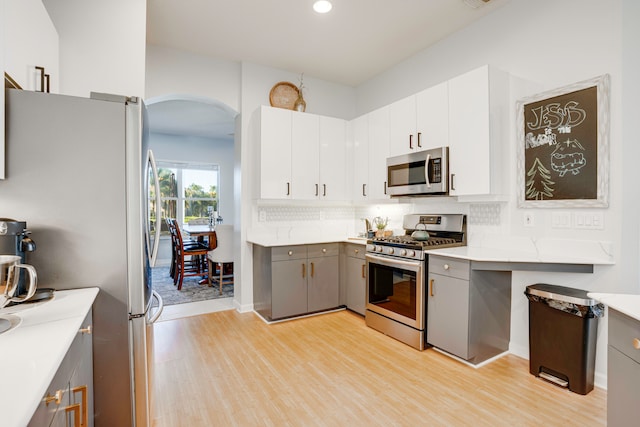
[{"xmin": 516, "ymin": 74, "xmax": 610, "ymax": 208}]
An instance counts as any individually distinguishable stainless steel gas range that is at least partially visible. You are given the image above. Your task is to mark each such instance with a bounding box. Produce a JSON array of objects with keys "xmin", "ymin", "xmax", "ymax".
[{"xmin": 365, "ymin": 214, "xmax": 466, "ymax": 350}]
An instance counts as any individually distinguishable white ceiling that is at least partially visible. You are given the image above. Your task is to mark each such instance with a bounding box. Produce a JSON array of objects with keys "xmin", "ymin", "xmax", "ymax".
[{"xmin": 145, "ymin": 0, "xmax": 509, "ymax": 139}]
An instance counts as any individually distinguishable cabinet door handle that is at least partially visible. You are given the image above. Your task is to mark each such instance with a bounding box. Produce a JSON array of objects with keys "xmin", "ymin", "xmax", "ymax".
[
  {"xmin": 430, "ymin": 279, "xmax": 435, "ymax": 297},
  {"xmin": 323, "ymin": 184, "xmax": 327, "ymax": 197},
  {"xmin": 288, "ymin": 250, "xmax": 294, "ymax": 256},
  {"xmin": 417, "ymin": 132, "xmax": 422, "ymax": 148},
  {"xmin": 66, "ymin": 403, "xmax": 81, "ymax": 427},
  {"xmin": 72, "ymin": 385, "xmax": 88, "ymax": 427},
  {"xmin": 409, "ymin": 134, "xmax": 413, "ymax": 149},
  {"xmin": 79, "ymin": 325, "xmax": 92, "ymax": 335},
  {"xmin": 310, "ymin": 262, "xmax": 315, "ymax": 277},
  {"xmin": 361, "ymin": 264, "xmax": 366, "ymax": 278},
  {"xmin": 633, "ymin": 338, "xmax": 640, "ymax": 350},
  {"xmin": 302, "ymin": 263, "xmax": 306, "ymax": 278},
  {"xmin": 443, "ymin": 264, "xmax": 450, "ymax": 271},
  {"xmin": 354, "ymin": 249, "xmax": 359, "ymax": 255},
  {"xmin": 362, "ymin": 183, "xmax": 367, "ymax": 197},
  {"xmin": 450, "ymin": 174, "xmax": 456, "ymax": 191},
  {"xmin": 45, "ymin": 389, "xmax": 64, "ymax": 406},
  {"xmin": 286, "ymin": 182, "xmax": 291, "ymax": 196},
  {"xmin": 315, "ymin": 183, "xmax": 319, "ymax": 196}
]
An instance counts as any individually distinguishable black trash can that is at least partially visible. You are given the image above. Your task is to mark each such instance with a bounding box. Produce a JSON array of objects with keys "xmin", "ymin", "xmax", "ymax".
[{"xmin": 525, "ymin": 283, "xmax": 604, "ymax": 395}]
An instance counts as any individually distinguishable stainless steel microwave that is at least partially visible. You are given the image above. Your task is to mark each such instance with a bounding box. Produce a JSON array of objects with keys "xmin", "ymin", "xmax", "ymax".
[{"xmin": 386, "ymin": 147, "xmax": 449, "ymax": 197}]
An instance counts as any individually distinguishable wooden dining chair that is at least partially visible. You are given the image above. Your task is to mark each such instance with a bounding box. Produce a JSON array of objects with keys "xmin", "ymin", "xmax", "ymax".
[{"xmin": 168, "ymin": 218, "xmax": 209, "ymax": 290}]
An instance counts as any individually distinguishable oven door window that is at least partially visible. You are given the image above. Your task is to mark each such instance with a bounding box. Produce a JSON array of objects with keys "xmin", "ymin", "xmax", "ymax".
[{"xmin": 368, "ymin": 262, "xmax": 417, "ymax": 321}]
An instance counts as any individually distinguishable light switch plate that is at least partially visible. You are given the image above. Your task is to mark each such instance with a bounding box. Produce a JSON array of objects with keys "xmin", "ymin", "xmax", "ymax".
[{"xmin": 574, "ymin": 212, "xmax": 604, "ymax": 230}]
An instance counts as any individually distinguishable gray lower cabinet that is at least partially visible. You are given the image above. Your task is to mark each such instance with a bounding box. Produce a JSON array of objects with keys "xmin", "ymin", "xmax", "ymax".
[
  {"xmin": 308, "ymin": 247, "xmax": 340, "ymax": 312},
  {"xmin": 254, "ymin": 243, "xmax": 340, "ymax": 320},
  {"xmin": 272, "ymin": 248, "xmax": 308, "ymax": 319},
  {"xmin": 29, "ymin": 309, "xmax": 94, "ymax": 427},
  {"xmin": 427, "ymin": 255, "xmax": 511, "ymax": 364},
  {"xmin": 607, "ymin": 308, "xmax": 640, "ymax": 426},
  {"xmin": 343, "ymin": 243, "xmax": 366, "ymax": 315}
]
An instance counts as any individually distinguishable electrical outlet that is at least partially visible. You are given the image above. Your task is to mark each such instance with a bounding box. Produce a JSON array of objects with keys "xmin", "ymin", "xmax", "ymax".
[
  {"xmin": 259, "ymin": 210, "xmax": 267, "ymax": 222},
  {"xmin": 552, "ymin": 212, "xmax": 571, "ymax": 228},
  {"xmin": 523, "ymin": 212, "xmax": 535, "ymax": 227}
]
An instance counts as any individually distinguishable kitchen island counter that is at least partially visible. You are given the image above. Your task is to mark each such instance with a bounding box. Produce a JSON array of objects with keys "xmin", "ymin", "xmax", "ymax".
[{"xmin": 0, "ymin": 287, "xmax": 98, "ymax": 427}]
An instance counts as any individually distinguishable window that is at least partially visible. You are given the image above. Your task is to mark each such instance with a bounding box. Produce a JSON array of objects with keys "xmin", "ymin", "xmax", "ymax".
[{"xmin": 156, "ymin": 161, "xmax": 219, "ymax": 230}]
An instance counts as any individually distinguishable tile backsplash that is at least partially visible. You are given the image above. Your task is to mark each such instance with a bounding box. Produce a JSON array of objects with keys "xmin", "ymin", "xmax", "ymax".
[{"xmin": 469, "ymin": 203, "xmax": 502, "ymax": 226}]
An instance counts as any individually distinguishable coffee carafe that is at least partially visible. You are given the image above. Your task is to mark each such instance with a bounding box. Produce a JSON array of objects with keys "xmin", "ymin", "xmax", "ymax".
[{"xmin": 0, "ymin": 218, "xmax": 36, "ymax": 296}]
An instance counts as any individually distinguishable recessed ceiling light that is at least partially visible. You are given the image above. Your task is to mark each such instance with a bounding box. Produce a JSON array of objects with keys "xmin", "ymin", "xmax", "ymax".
[{"xmin": 313, "ymin": 0, "xmax": 333, "ymax": 14}]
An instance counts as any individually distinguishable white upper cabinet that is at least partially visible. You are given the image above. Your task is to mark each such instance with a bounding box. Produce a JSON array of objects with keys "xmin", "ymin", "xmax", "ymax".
[
  {"xmin": 448, "ymin": 65, "xmax": 508, "ymax": 197},
  {"xmin": 415, "ymin": 81, "xmax": 449, "ymax": 151},
  {"xmin": 291, "ymin": 111, "xmax": 320, "ymax": 200},
  {"xmin": 319, "ymin": 116, "xmax": 348, "ymax": 201},
  {"xmin": 257, "ymin": 105, "xmax": 347, "ymax": 201},
  {"xmin": 350, "ymin": 114, "xmax": 369, "ymax": 202},
  {"xmin": 368, "ymin": 106, "xmax": 390, "ymax": 200},
  {"xmin": 258, "ymin": 106, "xmax": 293, "ymax": 199},
  {"xmin": 388, "ymin": 95, "xmax": 417, "ymax": 157},
  {"xmin": 388, "ymin": 81, "xmax": 449, "ymax": 157},
  {"xmin": 349, "ymin": 106, "xmax": 391, "ymax": 202}
]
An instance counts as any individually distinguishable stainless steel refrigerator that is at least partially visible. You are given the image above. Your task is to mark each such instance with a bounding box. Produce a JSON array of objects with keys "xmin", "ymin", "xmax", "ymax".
[{"xmin": 1, "ymin": 89, "xmax": 163, "ymax": 426}]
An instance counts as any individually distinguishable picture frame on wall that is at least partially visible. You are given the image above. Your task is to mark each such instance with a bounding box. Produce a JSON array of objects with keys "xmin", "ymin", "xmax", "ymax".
[{"xmin": 516, "ymin": 74, "xmax": 610, "ymax": 208}]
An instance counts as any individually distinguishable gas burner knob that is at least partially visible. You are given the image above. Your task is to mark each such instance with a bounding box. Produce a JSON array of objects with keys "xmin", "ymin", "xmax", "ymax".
[
  {"xmin": 387, "ymin": 247, "xmax": 394, "ymax": 255},
  {"xmin": 400, "ymin": 249, "xmax": 407, "ymax": 256},
  {"xmin": 407, "ymin": 250, "xmax": 416, "ymax": 257},
  {"xmin": 376, "ymin": 246, "xmax": 383, "ymax": 253}
]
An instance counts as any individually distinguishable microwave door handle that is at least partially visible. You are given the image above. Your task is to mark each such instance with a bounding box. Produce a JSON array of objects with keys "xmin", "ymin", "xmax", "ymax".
[{"xmin": 424, "ymin": 154, "xmax": 432, "ymax": 188}]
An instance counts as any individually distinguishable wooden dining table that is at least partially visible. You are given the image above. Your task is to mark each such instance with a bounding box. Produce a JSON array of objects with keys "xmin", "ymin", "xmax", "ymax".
[{"xmin": 183, "ymin": 224, "xmax": 218, "ymax": 251}]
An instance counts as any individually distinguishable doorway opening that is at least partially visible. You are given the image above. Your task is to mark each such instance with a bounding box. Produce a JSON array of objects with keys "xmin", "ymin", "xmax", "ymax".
[{"xmin": 146, "ymin": 94, "xmax": 238, "ymax": 318}]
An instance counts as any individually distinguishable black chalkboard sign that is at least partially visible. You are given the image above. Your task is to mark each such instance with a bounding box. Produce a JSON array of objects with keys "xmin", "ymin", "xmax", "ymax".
[{"xmin": 517, "ymin": 75, "xmax": 610, "ymax": 208}]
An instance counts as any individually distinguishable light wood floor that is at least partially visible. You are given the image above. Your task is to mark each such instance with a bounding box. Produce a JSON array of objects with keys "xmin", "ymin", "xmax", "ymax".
[{"xmin": 149, "ymin": 309, "xmax": 606, "ymax": 427}]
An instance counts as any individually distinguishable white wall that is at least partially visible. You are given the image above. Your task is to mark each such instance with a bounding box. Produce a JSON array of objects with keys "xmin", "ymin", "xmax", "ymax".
[
  {"xmin": 358, "ymin": 0, "xmax": 633, "ymax": 388},
  {"xmin": 42, "ymin": 0, "xmax": 146, "ymax": 97},
  {"xmin": 145, "ymin": 44, "xmax": 241, "ymax": 112},
  {"xmin": 4, "ymin": 0, "xmax": 59, "ymax": 91}
]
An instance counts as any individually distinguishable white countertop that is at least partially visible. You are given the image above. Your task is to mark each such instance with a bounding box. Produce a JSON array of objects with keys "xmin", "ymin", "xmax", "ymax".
[
  {"xmin": 0, "ymin": 287, "xmax": 99, "ymax": 427},
  {"xmin": 247, "ymin": 231, "xmax": 614, "ymax": 266},
  {"xmin": 425, "ymin": 246, "xmax": 614, "ymax": 265},
  {"xmin": 248, "ymin": 236, "xmax": 368, "ymax": 247},
  {"xmin": 588, "ymin": 293, "xmax": 640, "ymax": 322}
]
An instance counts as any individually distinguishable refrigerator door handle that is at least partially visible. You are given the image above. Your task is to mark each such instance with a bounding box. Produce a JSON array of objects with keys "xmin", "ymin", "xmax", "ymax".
[
  {"xmin": 147, "ymin": 290, "xmax": 164, "ymax": 324},
  {"xmin": 147, "ymin": 149, "xmax": 162, "ymax": 267}
]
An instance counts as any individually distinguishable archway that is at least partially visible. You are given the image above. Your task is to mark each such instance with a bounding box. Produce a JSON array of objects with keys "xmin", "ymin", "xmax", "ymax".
[{"xmin": 146, "ymin": 94, "xmax": 239, "ymax": 318}]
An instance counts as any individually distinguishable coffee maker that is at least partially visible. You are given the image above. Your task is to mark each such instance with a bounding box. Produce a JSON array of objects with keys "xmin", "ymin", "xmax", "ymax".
[{"xmin": 0, "ymin": 218, "xmax": 36, "ymax": 296}]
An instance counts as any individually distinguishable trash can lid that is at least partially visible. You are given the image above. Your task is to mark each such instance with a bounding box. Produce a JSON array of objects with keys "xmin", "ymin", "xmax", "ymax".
[{"xmin": 525, "ymin": 283, "xmax": 598, "ymax": 306}]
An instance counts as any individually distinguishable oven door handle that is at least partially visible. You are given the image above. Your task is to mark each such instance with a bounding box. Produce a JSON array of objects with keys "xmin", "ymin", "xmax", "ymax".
[{"xmin": 366, "ymin": 253, "xmax": 422, "ymax": 270}]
